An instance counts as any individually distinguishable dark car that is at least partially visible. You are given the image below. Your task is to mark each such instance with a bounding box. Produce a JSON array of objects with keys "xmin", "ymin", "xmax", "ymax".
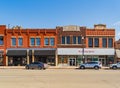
[{"xmin": 25, "ymin": 62, "xmax": 46, "ymax": 70}]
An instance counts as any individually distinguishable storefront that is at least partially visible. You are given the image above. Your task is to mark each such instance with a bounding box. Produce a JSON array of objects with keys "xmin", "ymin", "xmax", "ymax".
[
  {"xmin": 57, "ymin": 48, "xmax": 115, "ymax": 66},
  {"xmin": 6, "ymin": 49, "xmax": 27, "ymax": 66},
  {"xmin": 28, "ymin": 48, "xmax": 56, "ymax": 66},
  {"xmin": 0, "ymin": 50, "xmax": 4, "ymax": 66}
]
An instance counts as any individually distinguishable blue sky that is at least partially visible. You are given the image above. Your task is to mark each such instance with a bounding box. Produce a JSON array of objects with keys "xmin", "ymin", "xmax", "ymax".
[{"xmin": 0, "ymin": 0, "xmax": 120, "ymax": 40}]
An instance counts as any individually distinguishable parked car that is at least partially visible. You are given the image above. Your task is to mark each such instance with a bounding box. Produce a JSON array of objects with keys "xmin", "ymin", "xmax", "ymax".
[
  {"xmin": 25, "ymin": 62, "xmax": 46, "ymax": 70},
  {"xmin": 110, "ymin": 62, "xmax": 120, "ymax": 70},
  {"xmin": 79, "ymin": 61, "xmax": 102, "ymax": 70}
]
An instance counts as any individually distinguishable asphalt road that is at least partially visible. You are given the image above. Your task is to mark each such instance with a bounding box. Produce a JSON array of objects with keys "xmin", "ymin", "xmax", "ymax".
[{"xmin": 0, "ymin": 69, "xmax": 120, "ymax": 88}]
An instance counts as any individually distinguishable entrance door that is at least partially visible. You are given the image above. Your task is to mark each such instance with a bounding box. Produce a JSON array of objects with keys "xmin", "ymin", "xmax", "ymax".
[
  {"xmin": 69, "ymin": 58, "xmax": 76, "ymax": 66},
  {"xmin": 99, "ymin": 58, "xmax": 106, "ymax": 66}
]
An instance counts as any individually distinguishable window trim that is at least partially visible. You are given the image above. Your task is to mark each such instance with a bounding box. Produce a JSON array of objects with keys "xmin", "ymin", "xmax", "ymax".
[{"xmin": 11, "ymin": 37, "xmax": 16, "ymax": 46}]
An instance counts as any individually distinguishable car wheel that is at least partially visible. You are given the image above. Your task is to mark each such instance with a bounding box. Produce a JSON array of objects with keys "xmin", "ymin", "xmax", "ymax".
[
  {"xmin": 112, "ymin": 66, "xmax": 117, "ymax": 70},
  {"xmin": 38, "ymin": 66, "xmax": 42, "ymax": 70},
  {"xmin": 26, "ymin": 66, "xmax": 29, "ymax": 69},
  {"xmin": 94, "ymin": 66, "xmax": 99, "ymax": 70},
  {"xmin": 80, "ymin": 66, "xmax": 85, "ymax": 69}
]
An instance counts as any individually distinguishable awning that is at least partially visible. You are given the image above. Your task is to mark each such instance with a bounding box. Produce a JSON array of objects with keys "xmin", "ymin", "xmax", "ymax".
[
  {"xmin": 6, "ymin": 50, "xmax": 27, "ymax": 56},
  {"xmin": 34, "ymin": 50, "xmax": 55, "ymax": 56},
  {"xmin": 116, "ymin": 49, "xmax": 120, "ymax": 58}
]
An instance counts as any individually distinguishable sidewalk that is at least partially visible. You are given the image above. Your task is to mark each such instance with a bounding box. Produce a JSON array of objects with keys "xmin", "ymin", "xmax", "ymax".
[{"xmin": 0, "ymin": 66, "xmax": 109, "ymax": 69}]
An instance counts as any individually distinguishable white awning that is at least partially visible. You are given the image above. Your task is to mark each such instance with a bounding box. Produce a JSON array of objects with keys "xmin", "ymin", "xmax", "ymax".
[{"xmin": 116, "ymin": 49, "xmax": 120, "ymax": 58}]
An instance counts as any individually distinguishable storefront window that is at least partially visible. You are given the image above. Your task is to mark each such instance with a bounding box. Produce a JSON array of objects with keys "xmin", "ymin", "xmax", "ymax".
[
  {"xmin": 88, "ymin": 38, "xmax": 93, "ymax": 47},
  {"xmin": 44, "ymin": 38, "xmax": 49, "ymax": 45},
  {"xmin": 30, "ymin": 38, "xmax": 35, "ymax": 46},
  {"xmin": 94, "ymin": 38, "xmax": 99, "ymax": 47},
  {"xmin": 18, "ymin": 38, "xmax": 23, "ymax": 46},
  {"xmin": 36, "ymin": 38, "xmax": 40, "ymax": 46},
  {"xmin": 0, "ymin": 52, "xmax": 3, "ymax": 65},
  {"xmin": 108, "ymin": 38, "xmax": 113, "ymax": 48},
  {"xmin": 11, "ymin": 38, "xmax": 16, "ymax": 46},
  {"xmin": 102, "ymin": 38, "xmax": 107, "ymax": 47},
  {"xmin": 0, "ymin": 36, "xmax": 4, "ymax": 45},
  {"xmin": 50, "ymin": 38, "xmax": 55, "ymax": 46}
]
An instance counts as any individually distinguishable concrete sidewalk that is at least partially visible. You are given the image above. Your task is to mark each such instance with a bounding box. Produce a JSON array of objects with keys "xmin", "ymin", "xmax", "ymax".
[{"xmin": 0, "ymin": 66, "xmax": 109, "ymax": 69}]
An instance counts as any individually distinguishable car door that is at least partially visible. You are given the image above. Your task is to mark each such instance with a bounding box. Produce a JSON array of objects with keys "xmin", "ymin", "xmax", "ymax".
[
  {"xmin": 85, "ymin": 62, "xmax": 90, "ymax": 68},
  {"xmin": 117, "ymin": 62, "xmax": 120, "ymax": 68}
]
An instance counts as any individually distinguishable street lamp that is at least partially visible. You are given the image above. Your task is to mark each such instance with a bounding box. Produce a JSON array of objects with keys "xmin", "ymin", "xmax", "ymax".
[{"xmin": 82, "ymin": 37, "xmax": 85, "ymax": 63}]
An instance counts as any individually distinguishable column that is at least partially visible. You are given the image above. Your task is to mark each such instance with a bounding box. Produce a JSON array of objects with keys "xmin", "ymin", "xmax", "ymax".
[
  {"xmin": 27, "ymin": 49, "xmax": 29, "ymax": 64},
  {"xmin": 55, "ymin": 49, "xmax": 58, "ymax": 66},
  {"xmin": 32, "ymin": 50, "xmax": 34, "ymax": 62},
  {"xmin": 6, "ymin": 50, "xmax": 8, "ymax": 66}
]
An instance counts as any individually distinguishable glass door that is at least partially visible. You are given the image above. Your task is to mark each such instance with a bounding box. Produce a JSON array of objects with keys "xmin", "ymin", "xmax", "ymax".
[{"xmin": 69, "ymin": 58, "xmax": 76, "ymax": 66}]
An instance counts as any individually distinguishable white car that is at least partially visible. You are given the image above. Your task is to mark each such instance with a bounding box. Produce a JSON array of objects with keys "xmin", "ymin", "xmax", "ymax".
[
  {"xmin": 110, "ymin": 62, "xmax": 120, "ymax": 70},
  {"xmin": 79, "ymin": 61, "xmax": 102, "ymax": 70}
]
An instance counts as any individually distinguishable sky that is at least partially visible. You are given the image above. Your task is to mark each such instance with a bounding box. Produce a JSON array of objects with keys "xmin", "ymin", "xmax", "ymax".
[{"xmin": 0, "ymin": 0, "xmax": 120, "ymax": 40}]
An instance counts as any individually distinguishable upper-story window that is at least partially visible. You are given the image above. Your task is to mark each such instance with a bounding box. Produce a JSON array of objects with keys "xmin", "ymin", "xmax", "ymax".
[
  {"xmin": 88, "ymin": 38, "xmax": 93, "ymax": 47},
  {"xmin": 66, "ymin": 36, "xmax": 70, "ymax": 44},
  {"xmin": 108, "ymin": 38, "xmax": 113, "ymax": 48},
  {"xmin": 30, "ymin": 38, "xmax": 35, "ymax": 46},
  {"xmin": 73, "ymin": 36, "xmax": 76, "ymax": 44},
  {"xmin": 61, "ymin": 36, "xmax": 70, "ymax": 44},
  {"xmin": 18, "ymin": 38, "xmax": 23, "ymax": 46},
  {"xmin": 44, "ymin": 38, "xmax": 49, "ymax": 45},
  {"xmin": 36, "ymin": 38, "xmax": 40, "ymax": 46},
  {"xmin": 102, "ymin": 38, "xmax": 107, "ymax": 48},
  {"xmin": 73, "ymin": 36, "xmax": 82, "ymax": 44},
  {"xmin": 62, "ymin": 36, "xmax": 65, "ymax": 44},
  {"xmin": 94, "ymin": 38, "xmax": 99, "ymax": 47},
  {"xmin": 50, "ymin": 38, "xmax": 55, "ymax": 46},
  {"xmin": 78, "ymin": 36, "xmax": 82, "ymax": 44},
  {"xmin": 0, "ymin": 36, "xmax": 4, "ymax": 45},
  {"xmin": 11, "ymin": 38, "xmax": 16, "ymax": 46}
]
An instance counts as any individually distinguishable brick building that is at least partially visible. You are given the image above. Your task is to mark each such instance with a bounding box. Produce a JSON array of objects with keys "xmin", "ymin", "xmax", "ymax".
[
  {"xmin": 115, "ymin": 39, "xmax": 120, "ymax": 62},
  {"xmin": 0, "ymin": 25, "xmax": 57, "ymax": 66},
  {"xmin": 0, "ymin": 24, "xmax": 115, "ymax": 66}
]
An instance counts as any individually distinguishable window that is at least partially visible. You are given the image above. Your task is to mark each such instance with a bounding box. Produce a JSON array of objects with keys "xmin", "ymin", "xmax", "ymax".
[
  {"xmin": 18, "ymin": 38, "xmax": 23, "ymax": 46},
  {"xmin": 30, "ymin": 38, "xmax": 35, "ymax": 46},
  {"xmin": 102, "ymin": 38, "xmax": 107, "ymax": 47},
  {"xmin": 88, "ymin": 38, "xmax": 93, "ymax": 47},
  {"xmin": 62, "ymin": 36, "xmax": 65, "ymax": 44},
  {"xmin": 11, "ymin": 38, "xmax": 16, "ymax": 46},
  {"xmin": 108, "ymin": 38, "xmax": 113, "ymax": 47},
  {"xmin": 78, "ymin": 36, "xmax": 82, "ymax": 44},
  {"xmin": 50, "ymin": 38, "xmax": 55, "ymax": 46},
  {"xmin": 0, "ymin": 36, "xmax": 3, "ymax": 45},
  {"xmin": 73, "ymin": 36, "xmax": 76, "ymax": 44},
  {"xmin": 36, "ymin": 38, "xmax": 40, "ymax": 46},
  {"xmin": 94, "ymin": 38, "xmax": 99, "ymax": 47},
  {"xmin": 44, "ymin": 38, "xmax": 49, "ymax": 45},
  {"xmin": 66, "ymin": 36, "xmax": 70, "ymax": 44}
]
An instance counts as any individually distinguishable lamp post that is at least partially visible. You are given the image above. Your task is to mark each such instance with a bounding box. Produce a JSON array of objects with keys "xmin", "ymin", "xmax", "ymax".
[{"xmin": 82, "ymin": 37, "xmax": 85, "ymax": 63}]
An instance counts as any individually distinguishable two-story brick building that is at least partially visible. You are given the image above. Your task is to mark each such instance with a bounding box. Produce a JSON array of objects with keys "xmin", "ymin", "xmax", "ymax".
[
  {"xmin": 0, "ymin": 25, "xmax": 57, "ymax": 66},
  {"xmin": 0, "ymin": 24, "xmax": 115, "ymax": 66}
]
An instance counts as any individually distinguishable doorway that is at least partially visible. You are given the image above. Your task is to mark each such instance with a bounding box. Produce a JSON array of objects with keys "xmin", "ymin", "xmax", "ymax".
[{"xmin": 68, "ymin": 58, "xmax": 76, "ymax": 66}]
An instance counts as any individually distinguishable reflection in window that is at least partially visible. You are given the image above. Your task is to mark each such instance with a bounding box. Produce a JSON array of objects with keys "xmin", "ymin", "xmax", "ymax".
[
  {"xmin": 78, "ymin": 36, "xmax": 82, "ymax": 44},
  {"xmin": 36, "ymin": 38, "xmax": 40, "ymax": 46},
  {"xmin": 50, "ymin": 38, "xmax": 55, "ymax": 46},
  {"xmin": 30, "ymin": 38, "xmax": 35, "ymax": 46},
  {"xmin": 66, "ymin": 36, "xmax": 70, "ymax": 44},
  {"xmin": 18, "ymin": 38, "xmax": 23, "ymax": 46},
  {"xmin": 108, "ymin": 38, "xmax": 113, "ymax": 47},
  {"xmin": 94, "ymin": 38, "xmax": 99, "ymax": 47},
  {"xmin": 44, "ymin": 38, "xmax": 49, "ymax": 45},
  {"xmin": 0, "ymin": 36, "xmax": 3, "ymax": 45},
  {"xmin": 88, "ymin": 38, "xmax": 93, "ymax": 47},
  {"xmin": 11, "ymin": 38, "xmax": 16, "ymax": 46},
  {"xmin": 102, "ymin": 38, "xmax": 107, "ymax": 47},
  {"xmin": 62, "ymin": 36, "xmax": 65, "ymax": 44}
]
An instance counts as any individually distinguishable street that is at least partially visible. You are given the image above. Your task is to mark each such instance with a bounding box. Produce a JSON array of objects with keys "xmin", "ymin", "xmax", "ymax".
[{"xmin": 0, "ymin": 69, "xmax": 120, "ymax": 88}]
